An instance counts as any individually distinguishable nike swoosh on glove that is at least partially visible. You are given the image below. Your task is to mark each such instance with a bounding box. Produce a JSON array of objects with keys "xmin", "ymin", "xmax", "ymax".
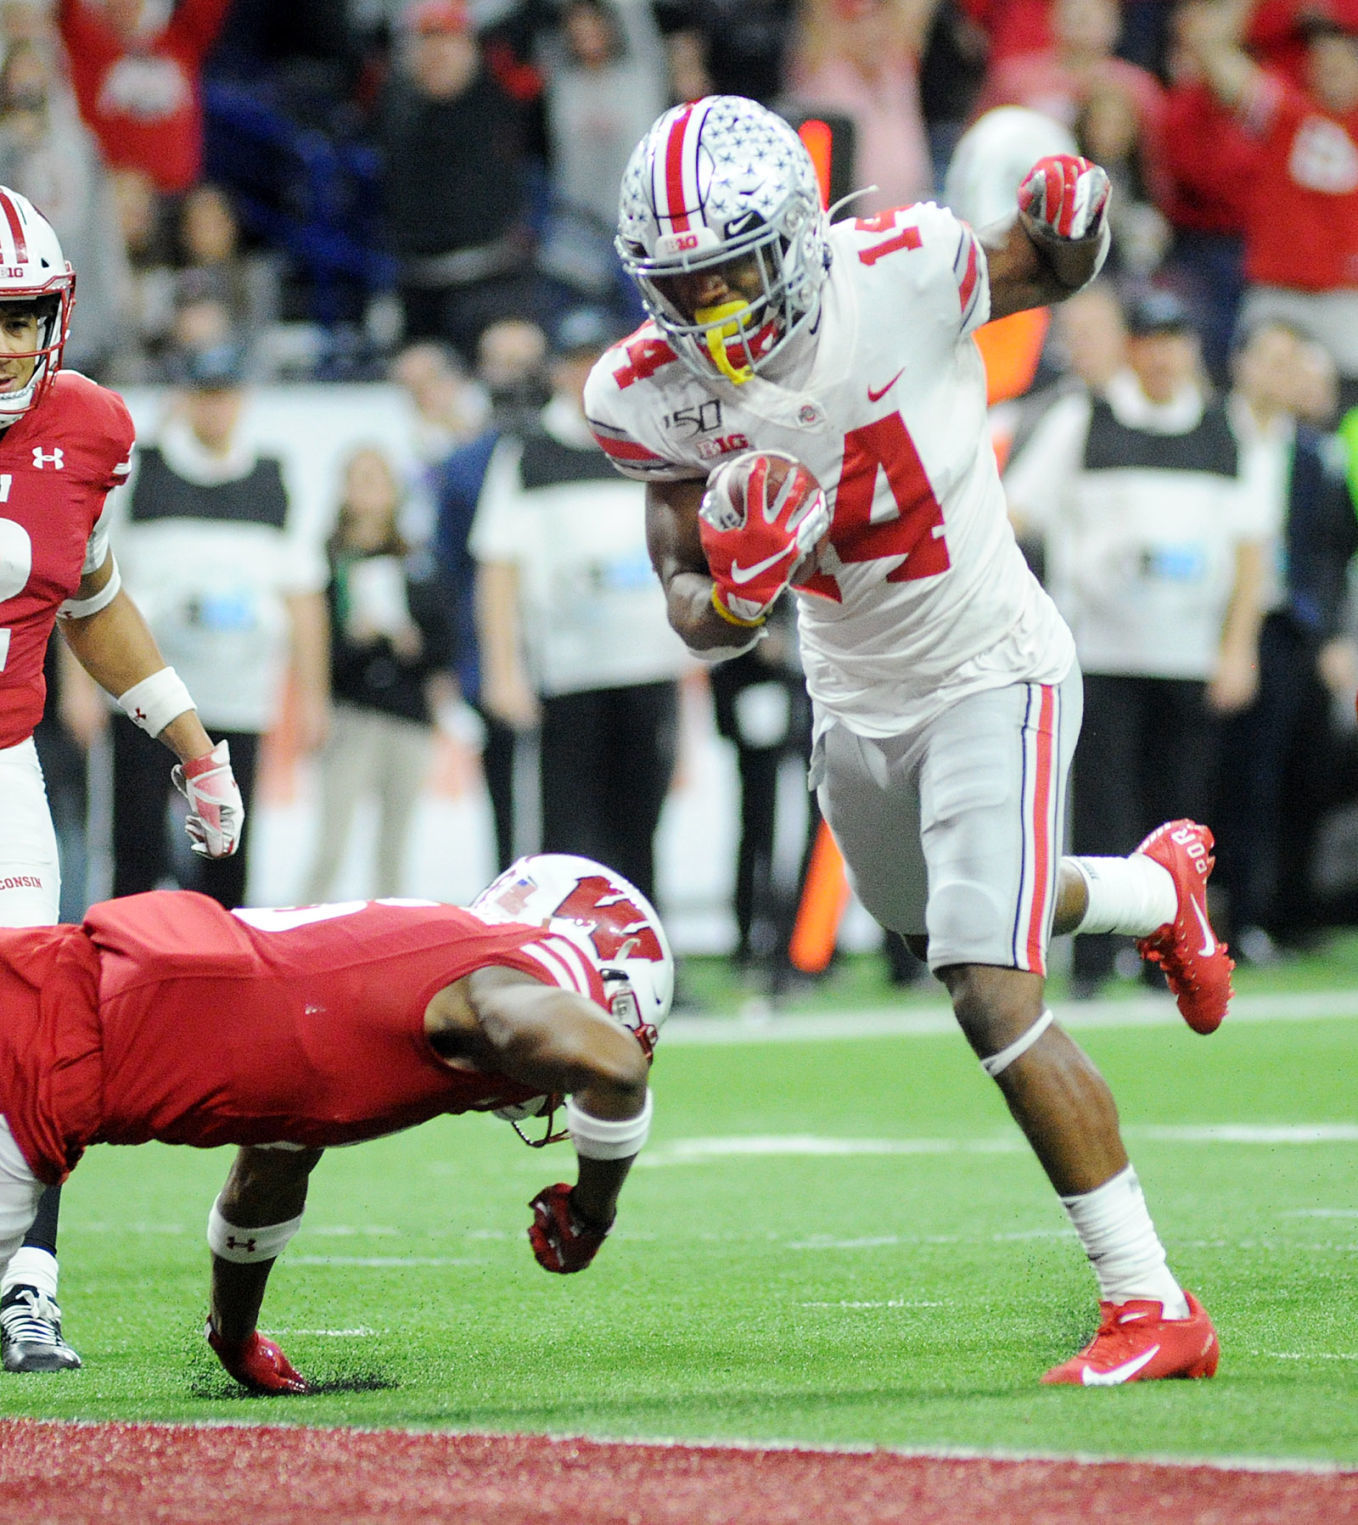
[
  {"xmin": 528, "ymin": 1183, "xmax": 611, "ymax": 1273},
  {"xmin": 173, "ymin": 739, "xmax": 245, "ymax": 858},
  {"xmin": 699, "ymin": 450, "xmax": 829, "ymax": 626},
  {"xmin": 1017, "ymin": 154, "xmax": 1111, "ymax": 240}
]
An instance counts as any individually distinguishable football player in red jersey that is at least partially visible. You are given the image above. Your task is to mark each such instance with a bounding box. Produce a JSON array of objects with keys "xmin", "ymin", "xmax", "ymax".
[
  {"xmin": 0, "ymin": 187, "xmax": 243, "ymax": 1373},
  {"xmin": 0, "ymin": 853, "xmax": 671, "ymax": 1393}
]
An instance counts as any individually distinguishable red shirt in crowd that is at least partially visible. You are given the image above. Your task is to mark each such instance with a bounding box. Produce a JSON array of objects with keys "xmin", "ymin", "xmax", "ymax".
[
  {"xmin": 0, "ymin": 892, "xmax": 603, "ymax": 1184},
  {"xmin": 1239, "ymin": 69, "xmax": 1358, "ymax": 288},
  {"xmin": 58, "ymin": 0, "xmax": 231, "ymax": 194},
  {"xmin": 1159, "ymin": 78, "xmax": 1261, "ymax": 235}
]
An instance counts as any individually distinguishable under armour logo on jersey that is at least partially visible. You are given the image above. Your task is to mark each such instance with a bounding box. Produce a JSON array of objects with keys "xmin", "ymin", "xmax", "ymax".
[{"xmin": 31, "ymin": 446, "xmax": 63, "ymax": 470}]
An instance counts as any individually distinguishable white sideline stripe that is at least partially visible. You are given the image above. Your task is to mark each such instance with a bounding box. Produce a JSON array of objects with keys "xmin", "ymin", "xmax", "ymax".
[
  {"xmin": 287, "ymin": 1256, "xmax": 477, "ymax": 1267},
  {"xmin": 308, "ymin": 1225, "xmax": 400, "ymax": 1237},
  {"xmin": 662, "ymin": 988, "xmax": 1358, "ymax": 1045},
  {"xmin": 272, "ymin": 1327, "xmax": 380, "ymax": 1337},
  {"xmin": 26, "ymin": 1418, "xmax": 1358, "ymax": 1479},
  {"xmin": 799, "ymin": 1300, "xmax": 946, "ymax": 1308},
  {"xmin": 1267, "ymin": 1351, "xmax": 1358, "ymax": 1361},
  {"xmin": 639, "ymin": 1123, "xmax": 1358, "ymax": 1167}
]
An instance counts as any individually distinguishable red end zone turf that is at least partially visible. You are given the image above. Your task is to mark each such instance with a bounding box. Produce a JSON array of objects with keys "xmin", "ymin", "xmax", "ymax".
[{"xmin": 2, "ymin": 1420, "xmax": 1357, "ymax": 1525}]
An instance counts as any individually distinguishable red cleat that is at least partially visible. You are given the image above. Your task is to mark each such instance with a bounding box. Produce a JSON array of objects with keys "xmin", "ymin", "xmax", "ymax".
[
  {"xmin": 206, "ymin": 1322, "xmax": 310, "ymax": 1394},
  {"xmin": 1134, "ymin": 819, "xmax": 1234, "ymax": 1034},
  {"xmin": 1041, "ymin": 1291, "xmax": 1219, "ymax": 1385}
]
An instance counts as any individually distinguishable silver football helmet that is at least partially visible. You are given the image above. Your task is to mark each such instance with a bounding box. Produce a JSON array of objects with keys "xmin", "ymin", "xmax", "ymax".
[
  {"xmin": 616, "ymin": 95, "xmax": 830, "ymax": 384},
  {"xmin": 0, "ymin": 186, "xmax": 74, "ymax": 423}
]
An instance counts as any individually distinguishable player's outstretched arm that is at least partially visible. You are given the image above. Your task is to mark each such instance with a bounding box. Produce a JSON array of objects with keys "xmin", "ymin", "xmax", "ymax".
[
  {"xmin": 984, "ymin": 155, "xmax": 1112, "ymax": 322},
  {"xmin": 430, "ymin": 969, "xmax": 653, "ymax": 1268},
  {"xmin": 205, "ymin": 1144, "xmax": 324, "ymax": 1394},
  {"xmin": 59, "ymin": 553, "xmax": 245, "ymax": 857}
]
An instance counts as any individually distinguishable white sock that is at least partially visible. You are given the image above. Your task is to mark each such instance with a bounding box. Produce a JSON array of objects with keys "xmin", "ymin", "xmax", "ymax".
[
  {"xmin": 1060, "ymin": 1165, "xmax": 1189, "ymax": 1317},
  {"xmin": 1068, "ymin": 855, "xmax": 1177, "ymax": 937},
  {"xmin": 1, "ymin": 1245, "xmax": 59, "ymax": 1301}
]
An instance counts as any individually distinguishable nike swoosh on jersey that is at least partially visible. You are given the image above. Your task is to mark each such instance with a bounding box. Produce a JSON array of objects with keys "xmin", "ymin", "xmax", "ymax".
[
  {"xmin": 867, "ymin": 368, "xmax": 905, "ymax": 403},
  {"xmin": 730, "ymin": 546, "xmax": 794, "ymax": 584},
  {"xmin": 1190, "ymin": 897, "xmax": 1215, "ymax": 957},
  {"xmin": 1080, "ymin": 1344, "xmax": 1161, "ymax": 1386}
]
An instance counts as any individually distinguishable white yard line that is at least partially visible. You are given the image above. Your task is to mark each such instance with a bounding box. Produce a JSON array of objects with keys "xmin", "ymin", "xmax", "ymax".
[{"xmin": 663, "ymin": 988, "xmax": 1358, "ymax": 1045}]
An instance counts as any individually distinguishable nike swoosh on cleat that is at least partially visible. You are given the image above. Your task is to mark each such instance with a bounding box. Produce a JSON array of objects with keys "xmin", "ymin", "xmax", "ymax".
[
  {"xmin": 1081, "ymin": 1345, "xmax": 1161, "ymax": 1386},
  {"xmin": 730, "ymin": 547, "xmax": 794, "ymax": 584},
  {"xmin": 867, "ymin": 368, "xmax": 905, "ymax": 403},
  {"xmin": 1190, "ymin": 897, "xmax": 1215, "ymax": 957}
]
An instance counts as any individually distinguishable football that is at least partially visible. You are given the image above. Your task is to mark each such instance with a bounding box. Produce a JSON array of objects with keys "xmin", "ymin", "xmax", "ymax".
[{"xmin": 704, "ymin": 450, "xmax": 817, "ymax": 535}]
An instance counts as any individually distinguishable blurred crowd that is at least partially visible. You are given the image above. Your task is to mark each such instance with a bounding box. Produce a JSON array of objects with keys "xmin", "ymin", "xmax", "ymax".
[{"xmin": 15, "ymin": 0, "xmax": 1358, "ymax": 993}]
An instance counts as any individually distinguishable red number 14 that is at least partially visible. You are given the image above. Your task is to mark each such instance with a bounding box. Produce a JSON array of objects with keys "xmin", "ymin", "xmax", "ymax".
[{"xmin": 797, "ymin": 415, "xmax": 950, "ymax": 601}]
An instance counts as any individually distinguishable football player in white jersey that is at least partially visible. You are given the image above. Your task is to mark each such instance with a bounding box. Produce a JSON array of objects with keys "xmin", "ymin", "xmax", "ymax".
[{"xmin": 585, "ymin": 96, "xmax": 1232, "ymax": 1385}]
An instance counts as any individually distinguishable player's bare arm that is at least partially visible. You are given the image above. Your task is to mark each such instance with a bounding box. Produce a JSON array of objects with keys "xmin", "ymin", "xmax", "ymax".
[
  {"xmin": 430, "ymin": 966, "xmax": 652, "ymax": 1236},
  {"xmin": 646, "ymin": 476, "xmax": 728, "ymax": 650},
  {"xmin": 428, "ymin": 967, "xmax": 650, "ymax": 1122},
  {"xmin": 58, "ymin": 552, "xmax": 215, "ymax": 763},
  {"xmin": 984, "ymin": 155, "xmax": 1112, "ymax": 323},
  {"xmin": 61, "ymin": 550, "xmax": 246, "ymax": 858},
  {"xmin": 646, "ymin": 457, "xmax": 827, "ymax": 656}
]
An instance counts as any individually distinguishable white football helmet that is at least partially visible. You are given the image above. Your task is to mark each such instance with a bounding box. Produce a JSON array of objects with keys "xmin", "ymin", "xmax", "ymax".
[
  {"xmin": 942, "ymin": 107, "xmax": 1078, "ymax": 230},
  {"xmin": 0, "ymin": 187, "xmax": 74, "ymax": 424},
  {"xmin": 471, "ymin": 852, "xmax": 674, "ymax": 1054},
  {"xmin": 616, "ymin": 95, "xmax": 830, "ymax": 385}
]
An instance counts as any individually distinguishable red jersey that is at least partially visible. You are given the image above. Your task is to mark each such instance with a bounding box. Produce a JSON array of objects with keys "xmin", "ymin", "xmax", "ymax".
[
  {"xmin": 0, "ymin": 892, "xmax": 606, "ymax": 1184},
  {"xmin": 0, "ymin": 371, "xmax": 134, "ymax": 749},
  {"xmin": 58, "ymin": 0, "xmax": 231, "ymax": 194},
  {"xmin": 1241, "ymin": 71, "xmax": 1358, "ymax": 289}
]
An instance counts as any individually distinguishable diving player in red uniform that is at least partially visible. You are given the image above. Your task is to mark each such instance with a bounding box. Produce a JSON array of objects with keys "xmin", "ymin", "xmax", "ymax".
[
  {"xmin": 0, "ymin": 185, "xmax": 243, "ymax": 1371},
  {"xmin": 0, "ymin": 852, "xmax": 672, "ymax": 1393}
]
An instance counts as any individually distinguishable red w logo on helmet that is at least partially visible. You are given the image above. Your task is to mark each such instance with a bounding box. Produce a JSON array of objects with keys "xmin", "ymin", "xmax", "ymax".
[{"xmin": 552, "ymin": 876, "xmax": 666, "ymax": 963}]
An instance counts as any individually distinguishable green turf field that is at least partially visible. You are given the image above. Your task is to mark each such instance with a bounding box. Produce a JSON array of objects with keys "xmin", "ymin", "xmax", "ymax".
[{"xmin": 1, "ymin": 939, "xmax": 1355, "ymax": 1464}]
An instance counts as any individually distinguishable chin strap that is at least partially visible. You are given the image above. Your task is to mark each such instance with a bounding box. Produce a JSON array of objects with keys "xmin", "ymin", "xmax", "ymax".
[{"xmin": 696, "ymin": 299, "xmax": 756, "ymax": 383}]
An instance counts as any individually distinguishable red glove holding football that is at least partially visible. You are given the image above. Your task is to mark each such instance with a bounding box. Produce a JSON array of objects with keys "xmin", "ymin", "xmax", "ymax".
[
  {"xmin": 1017, "ymin": 154, "xmax": 1110, "ymax": 241},
  {"xmin": 173, "ymin": 739, "xmax": 245, "ymax": 858},
  {"xmin": 528, "ymin": 1183, "xmax": 611, "ymax": 1274},
  {"xmin": 206, "ymin": 1322, "xmax": 310, "ymax": 1394},
  {"xmin": 698, "ymin": 450, "xmax": 829, "ymax": 628}
]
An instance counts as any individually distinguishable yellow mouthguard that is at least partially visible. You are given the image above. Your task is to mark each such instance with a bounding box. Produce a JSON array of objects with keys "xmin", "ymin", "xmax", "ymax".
[{"xmin": 695, "ymin": 299, "xmax": 755, "ymax": 384}]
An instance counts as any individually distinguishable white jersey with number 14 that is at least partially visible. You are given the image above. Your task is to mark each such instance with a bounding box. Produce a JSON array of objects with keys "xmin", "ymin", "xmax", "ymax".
[{"xmin": 585, "ymin": 199, "xmax": 1075, "ymax": 737}]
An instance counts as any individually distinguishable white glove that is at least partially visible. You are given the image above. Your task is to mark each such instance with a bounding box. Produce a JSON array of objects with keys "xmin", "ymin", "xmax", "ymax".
[{"xmin": 173, "ymin": 740, "xmax": 245, "ymax": 858}]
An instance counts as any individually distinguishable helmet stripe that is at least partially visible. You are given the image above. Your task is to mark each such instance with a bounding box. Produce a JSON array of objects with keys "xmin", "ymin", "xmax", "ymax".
[
  {"xmin": 0, "ymin": 190, "xmax": 26, "ymax": 264},
  {"xmin": 658, "ymin": 101, "xmax": 700, "ymax": 233}
]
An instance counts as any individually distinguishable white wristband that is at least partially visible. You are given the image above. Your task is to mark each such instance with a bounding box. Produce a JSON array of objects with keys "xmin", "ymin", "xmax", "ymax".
[
  {"xmin": 117, "ymin": 666, "xmax": 195, "ymax": 737},
  {"xmin": 566, "ymin": 1091, "xmax": 653, "ymax": 1160},
  {"xmin": 58, "ymin": 554, "xmax": 122, "ymax": 620},
  {"xmin": 207, "ymin": 1198, "xmax": 304, "ymax": 1263}
]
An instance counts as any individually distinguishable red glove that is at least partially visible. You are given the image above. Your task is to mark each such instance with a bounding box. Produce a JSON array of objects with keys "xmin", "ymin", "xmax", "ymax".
[
  {"xmin": 1017, "ymin": 154, "xmax": 1110, "ymax": 241},
  {"xmin": 698, "ymin": 451, "xmax": 829, "ymax": 627},
  {"xmin": 173, "ymin": 739, "xmax": 245, "ymax": 858},
  {"xmin": 206, "ymin": 1322, "xmax": 309, "ymax": 1394},
  {"xmin": 528, "ymin": 1183, "xmax": 611, "ymax": 1274}
]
